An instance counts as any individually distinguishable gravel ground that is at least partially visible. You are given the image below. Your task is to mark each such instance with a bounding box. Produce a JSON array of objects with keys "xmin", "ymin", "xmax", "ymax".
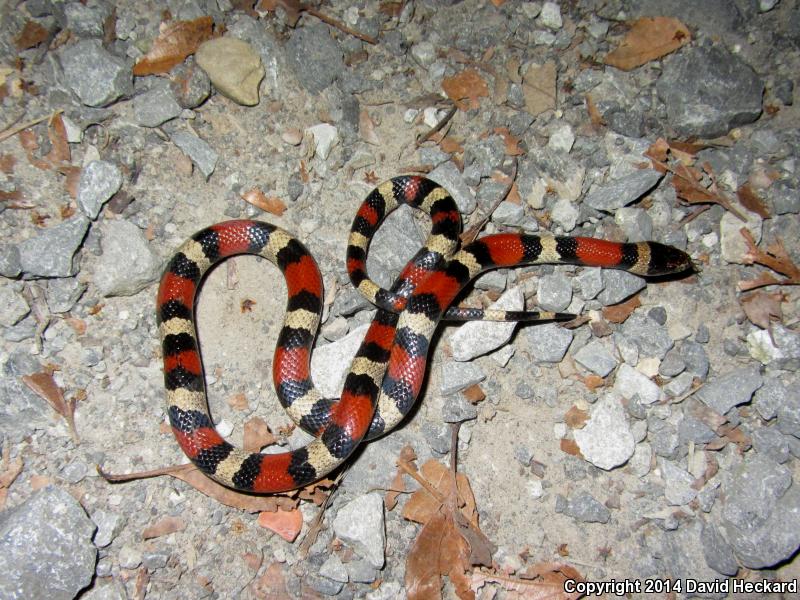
[{"xmin": 1, "ymin": 1, "xmax": 800, "ymax": 599}]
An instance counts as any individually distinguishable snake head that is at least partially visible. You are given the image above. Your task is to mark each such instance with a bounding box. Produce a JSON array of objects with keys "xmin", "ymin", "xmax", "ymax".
[{"xmin": 647, "ymin": 243, "xmax": 694, "ymax": 276}]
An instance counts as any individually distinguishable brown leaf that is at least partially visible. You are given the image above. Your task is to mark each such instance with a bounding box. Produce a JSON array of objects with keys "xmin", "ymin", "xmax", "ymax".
[
  {"xmin": 586, "ymin": 93, "xmax": 604, "ymax": 127},
  {"xmin": 364, "ymin": 170, "xmax": 380, "ymax": 185},
  {"xmin": 243, "ymin": 416, "xmax": 277, "ymax": 453},
  {"xmin": 45, "ymin": 114, "xmax": 70, "ymax": 165},
  {"xmin": 740, "ymin": 291, "xmax": 783, "ymax": 329},
  {"xmin": 98, "ymin": 463, "xmax": 297, "ymax": 512},
  {"xmin": 60, "ymin": 165, "xmax": 82, "ymax": 199},
  {"xmin": 440, "ymin": 137, "xmax": 464, "ymax": 154},
  {"xmin": 564, "ymin": 406, "xmax": 588, "ymax": 429},
  {"xmin": 18, "ymin": 129, "xmax": 51, "ymax": 170},
  {"xmin": 133, "ymin": 17, "xmax": 214, "ymax": 76},
  {"xmin": 442, "ymin": 69, "xmax": 489, "ymax": 110},
  {"xmin": 739, "ymin": 230, "xmax": 800, "ymax": 291},
  {"xmin": 15, "ymin": 21, "xmax": 49, "ymax": 50},
  {"xmin": 737, "ymin": 184, "xmax": 770, "ymax": 218},
  {"xmin": 559, "ymin": 438, "xmax": 583, "ymax": 458},
  {"xmin": 605, "ymin": 17, "xmax": 691, "ymax": 71},
  {"xmin": 471, "ymin": 563, "xmax": 583, "ymax": 599},
  {"xmin": 22, "ymin": 371, "xmax": 79, "ymax": 442},
  {"xmin": 385, "ymin": 467, "xmax": 406, "ymax": 512},
  {"xmin": 0, "ymin": 154, "xmax": 16, "ymax": 174},
  {"xmin": 359, "ymin": 109, "xmax": 381, "ymax": 145},
  {"xmin": 257, "ymin": 508, "xmax": 303, "ymax": 542},
  {"xmin": 142, "ymin": 516, "xmax": 186, "ymax": 539},
  {"xmin": 249, "ymin": 561, "xmax": 290, "ymax": 600},
  {"xmin": 0, "ymin": 446, "xmax": 23, "ymax": 510},
  {"xmin": 462, "ymin": 384, "xmax": 485, "ymax": 405},
  {"xmin": 602, "ymin": 295, "xmax": 641, "ymax": 323},
  {"xmin": 241, "ymin": 188, "xmax": 287, "ymax": 215},
  {"xmin": 64, "ymin": 317, "xmax": 87, "ymax": 335},
  {"xmin": 493, "ymin": 127, "xmax": 525, "ymax": 156},
  {"xmin": 257, "ymin": 0, "xmax": 304, "ymax": 27},
  {"xmin": 227, "ymin": 392, "xmax": 249, "ymax": 411}
]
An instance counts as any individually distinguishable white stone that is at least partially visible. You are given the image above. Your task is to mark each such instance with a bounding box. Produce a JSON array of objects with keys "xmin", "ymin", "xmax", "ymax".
[
  {"xmin": 539, "ymin": 1, "xmax": 563, "ymax": 29},
  {"xmin": 311, "ymin": 324, "xmax": 369, "ymax": 397},
  {"xmin": 306, "ymin": 123, "xmax": 339, "ymax": 161},
  {"xmin": 719, "ymin": 208, "xmax": 762, "ymax": 264},
  {"xmin": 614, "ymin": 363, "xmax": 661, "ymax": 405},
  {"xmin": 574, "ymin": 393, "xmax": 634, "ymax": 470},
  {"xmin": 547, "ymin": 124, "xmax": 574, "ymax": 153},
  {"xmin": 449, "ymin": 287, "xmax": 523, "ymax": 361},
  {"xmin": 333, "ymin": 493, "xmax": 385, "ymax": 568}
]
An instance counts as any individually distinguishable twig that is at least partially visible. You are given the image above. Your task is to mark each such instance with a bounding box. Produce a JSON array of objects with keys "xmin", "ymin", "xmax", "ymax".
[
  {"xmin": 0, "ymin": 109, "xmax": 64, "ymax": 143},
  {"xmin": 461, "ymin": 157, "xmax": 518, "ymax": 244},
  {"xmin": 298, "ymin": 469, "xmax": 345, "ymax": 558},
  {"xmin": 304, "ymin": 5, "xmax": 377, "ymax": 44},
  {"xmin": 416, "ymin": 104, "xmax": 457, "ymax": 147}
]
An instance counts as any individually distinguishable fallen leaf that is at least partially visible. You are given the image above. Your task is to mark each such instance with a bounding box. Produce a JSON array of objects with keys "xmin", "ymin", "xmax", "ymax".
[
  {"xmin": 439, "ymin": 136, "xmax": 464, "ymax": 154},
  {"xmin": 15, "ymin": 21, "xmax": 49, "ymax": 50},
  {"xmin": 602, "ymin": 295, "xmax": 641, "ymax": 323},
  {"xmin": 228, "ymin": 392, "xmax": 249, "ymax": 411},
  {"xmin": 45, "ymin": 114, "xmax": 70, "ymax": 165},
  {"xmin": 29, "ymin": 474, "xmax": 51, "ymax": 491},
  {"xmin": 581, "ymin": 374, "xmax": 606, "ymax": 392},
  {"xmin": 133, "ymin": 16, "xmax": 214, "ymax": 76},
  {"xmin": 738, "ymin": 230, "xmax": 800, "ymax": 290},
  {"xmin": 462, "ymin": 384, "xmax": 485, "ymax": 405},
  {"xmin": 241, "ymin": 188, "xmax": 287, "ymax": 215},
  {"xmin": 740, "ymin": 291, "xmax": 783, "ymax": 330},
  {"xmin": 241, "ymin": 298, "xmax": 256, "ymax": 312},
  {"xmin": 737, "ymin": 183, "xmax": 769, "ymax": 218},
  {"xmin": 359, "ymin": 109, "xmax": 381, "ymax": 145},
  {"xmin": 257, "ymin": 507, "xmax": 303, "ymax": 542},
  {"xmin": 493, "ymin": 127, "xmax": 525, "ymax": 156},
  {"xmin": 64, "ymin": 317, "xmax": 87, "ymax": 335},
  {"xmin": 605, "ymin": 17, "xmax": 691, "ymax": 71},
  {"xmin": 442, "ymin": 69, "xmax": 489, "ymax": 110},
  {"xmin": 586, "ymin": 93, "xmax": 604, "ymax": 127},
  {"xmin": 143, "ymin": 516, "xmax": 186, "ymax": 539},
  {"xmin": 0, "ymin": 154, "xmax": 15, "ymax": 174},
  {"xmin": 559, "ymin": 438, "xmax": 583, "ymax": 458},
  {"xmin": 471, "ymin": 563, "xmax": 583, "ymax": 599},
  {"xmin": 564, "ymin": 406, "xmax": 588, "ymax": 429},
  {"xmin": 249, "ymin": 561, "xmax": 290, "ymax": 599},
  {"xmin": 364, "ymin": 170, "xmax": 380, "ymax": 185},
  {"xmin": 22, "ymin": 371, "xmax": 79, "ymax": 442},
  {"xmin": 0, "ymin": 445, "xmax": 23, "ymax": 510},
  {"xmin": 243, "ymin": 416, "xmax": 277, "ymax": 452}
]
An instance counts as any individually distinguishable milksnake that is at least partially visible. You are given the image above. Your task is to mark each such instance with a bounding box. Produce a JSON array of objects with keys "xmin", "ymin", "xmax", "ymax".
[{"xmin": 157, "ymin": 176, "xmax": 692, "ymax": 493}]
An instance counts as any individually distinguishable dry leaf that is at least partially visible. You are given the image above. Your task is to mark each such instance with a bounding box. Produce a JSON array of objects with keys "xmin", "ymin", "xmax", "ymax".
[
  {"xmin": 564, "ymin": 406, "xmax": 588, "ymax": 429},
  {"xmin": 359, "ymin": 109, "xmax": 381, "ymax": 145},
  {"xmin": 241, "ymin": 188, "xmax": 287, "ymax": 215},
  {"xmin": 493, "ymin": 127, "xmax": 525, "ymax": 156},
  {"xmin": 243, "ymin": 416, "xmax": 277, "ymax": 452},
  {"xmin": 0, "ymin": 154, "xmax": 16, "ymax": 174},
  {"xmin": 249, "ymin": 561, "xmax": 290, "ymax": 599},
  {"xmin": 257, "ymin": 507, "xmax": 303, "ymax": 542},
  {"xmin": 581, "ymin": 374, "xmax": 606, "ymax": 392},
  {"xmin": 462, "ymin": 384, "xmax": 485, "ymax": 405},
  {"xmin": 45, "ymin": 114, "xmax": 70, "ymax": 165},
  {"xmin": 22, "ymin": 371, "xmax": 79, "ymax": 442},
  {"xmin": 738, "ymin": 230, "xmax": 800, "ymax": 290},
  {"xmin": 0, "ymin": 446, "xmax": 23, "ymax": 510},
  {"xmin": 559, "ymin": 438, "xmax": 583, "ymax": 458},
  {"xmin": 133, "ymin": 17, "xmax": 214, "ymax": 76},
  {"xmin": 737, "ymin": 184, "xmax": 770, "ymax": 218},
  {"xmin": 740, "ymin": 291, "xmax": 783, "ymax": 329},
  {"xmin": 440, "ymin": 137, "xmax": 464, "ymax": 154},
  {"xmin": 471, "ymin": 563, "xmax": 583, "ymax": 600},
  {"xmin": 228, "ymin": 392, "xmax": 249, "ymax": 411},
  {"xmin": 602, "ymin": 295, "xmax": 641, "ymax": 324},
  {"xmin": 586, "ymin": 94, "xmax": 604, "ymax": 127},
  {"xmin": 442, "ymin": 69, "xmax": 489, "ymax": 110},
  {"xmin": 142, "ymin": 516, "xmax": 186, "ymax": 539},
  {"xmin": 605, "ymin": 17, "xmax": 691, "ymax": 71},
  {"xmin": 15, "ymin": 21, "xmax": 49, "ymax": 50}
]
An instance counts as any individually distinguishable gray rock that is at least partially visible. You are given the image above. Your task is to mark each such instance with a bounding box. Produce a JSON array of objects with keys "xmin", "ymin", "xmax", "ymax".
[
  {"xmin": 0, "ymin": 486, "xmax": 97, "ymax": 600},
  {"xmin": 653, "ymin": 520, "xmax": 726, "ymax": 598},
  {"xmin": 550, "ymin": 197, "xmax": 579, "ymax": 231},
  {"xmin": 169, "ymin": 58, "xmax": 211, "ymax": 108},
  {"xmin": 491, "ymin": 200, "xmax": 525, "ymax": 226},
  {"xmin": 777, "ymin": 387, "xmax": 800, "ymax": 438},
  {"xmin": 365, "ymin": 205, "xmax": 424, "ymax": 290},
  {"xmin": 701, "ymin": 523, "xmax": 739, "ymax": 576},
  {"xmin": 556, "ymin": 491, "xmax": 610, "ymax": 523},
  {"xmin": 142, "ymin": 549, "xmax": 170, "ymax": 570},
  {"xmin": 597, "ymin": 270, "xmax": 646, "ymax": 305},
  {"xmin": 465, "ymin": 136, "xmax": 505, "ymax": 180},
  {"xmin": 537, "ymin": 273, "xmax": 572, "ymax": 311},
  {"xmin": 0, "ymin": 352, "xmax": 52, "ymax": 442},
  {"xmin": 0, "ymin": 244, "xmax": 21, "ymax": 278},
  {"xmin": 285, "ymin": 22, "xmax": 344, "ymax": 94},
  {"xmin": 450, "ymin": 287, "xmax": 522, "ymax": 361},
  {"xmin": 118, "ymin": 545, "xmax": 142, "ymax": 569},
  {"xmin": 59, "ymin": 39, "xmax": 132, "ymax": 107},
  {"xmin": 678, "ymin": 416, "xmax": 716, "ymax": 445},
  {"xmin": 615, "ymin": 207, "xmax": 653, "ymax": 242},
  {"xmin": 659, "ymin": 347, "xmax": 686, "ymax": 377},
  {"xmin": 91, "ymin": 509, "xmax": 123, "ymax": 548},
  {"xmin": 133, "ymin": 84, "xmax": 183, "ymax": 128},
  {"xmin": 753, "ymin": 377, "xmax": 789, "ymax": 421},
  {"xmin": 311, "ymin": 324, "xmax": 368, "ymax": 398},
  {"xmin": 93, "ymin": 220, "xmax": 161, "ymax": 296},
  {"xmin": 319, "ymin": 554, "xmax": 348, "ymax": 583},
  {"xmin": 574, "ymin": 393, "xmax": 634, "ymax": 469},
  {"xmin": 621, "ymin": 313, "xmax": 674, "ymax": 359},
  {"xmin": 647, "ymin": 306, "xmax": 667, "ymax": 326},
  {"xmin": 19, "ymin": 216, "xmax": 90, "ymax": 278},
  {"xmin": 748, "ymin": 324, "xmax": 800, "ymax": 369},
  {"xmin": 576, "ymin": 267, "xmax": 603, "ymax": 300},
  {"xmin": 332, "ymin": 493, "xmax": 385, "ymax": 568},
  {"xmin": 346, "ymin": 559, "xmax": 378, "ymax": 583},
  {"xmin": 440, "ymin": 360, "xmax": 485, "ymax": 396},
  {"xmin": 721, "ymin": 455, "xmax": 800, "ymax": 568},
  {"xmin": 650, "ymin": 422, "xmax": 679, "ymax": 458},
  {"xmin": 720, "ymin": 208, "xmax": 762, "ymax": 264},
  {"xmin": 769, "ymin": 179, "xmax": 800, "ymax": 215},
  {"xmin": 169, "ymin": 130, "xmax": 218, "ymax": 179},
  {"xmin": 656, "ymin": 45, "xmax": 764, "ymax": 138},
  {"xmin": 429, "ymin": 161, "xmax": 476, "ymax": 213},
  {"xmin": 46, "ymin": 277, "xmax": 86, "ymax": 313},
  {"xmin": 307, "ymin": 572, "xmax": 343, "ymax": 596},
  {"xmin": 442, "ymin": 393, "xmax": 478, "ymax": 423},
  {"xmin": 539, "ymin": 2, "xmax": 563, "ymax": 29},
  {"xmin": 679, "ymin": 340, "xmax": 709, "ymax": 379},
  {"xmin": 659, "ymin": 459, "xmax": 697, "ymax": 505},
  {"xmin": 77, "ymin": 160, "xmax": 123, "ymax": 219},
  {"xmin": 525, "ymin": 322, "xmax": 573, "ymax": 363},
  {"xmin": 583, "ymin": 169, "xmax": 663, "ymax": 213},
  {"xmin": 614, "ymin": 363, "xmax": 660, "ymax": 405},
  {"xmin": 0, "ymin": 286, "xmax": 29, "ymax": 327},
  {"xmin": 751, "ymin": 427, "xmax": 790, "ymax": 463},
  {"xmin": 573, "ymin": 339, "xmax": 617, "ymax": 377},
  {"xmin": 64, "ymin": 2, "xmax": 106, "ymax": 37},
  {"xmin": 696, "ymin": 367, "xmax": 763, "ymax": 416},
  {"xmin": 410, "ymin": 41, "xmax": 436, "ymax": 68}
]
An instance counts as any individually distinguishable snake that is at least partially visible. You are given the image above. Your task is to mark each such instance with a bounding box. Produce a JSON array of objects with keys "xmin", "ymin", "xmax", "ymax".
[{"xmin": 157, "ymin": 176, "xmax": 692, "ymax": 493}]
